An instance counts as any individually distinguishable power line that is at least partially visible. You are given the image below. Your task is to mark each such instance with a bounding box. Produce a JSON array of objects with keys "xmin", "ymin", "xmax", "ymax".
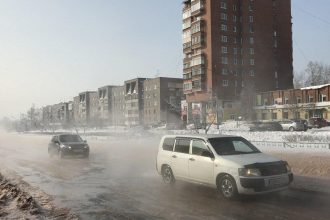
[
  {"xmin": 293, "ymin": 38, "xmax": 309, "ymax": 63},
  {"xmin": 292, "ymin": 4, "xmax": 330, "ymax": 27}
]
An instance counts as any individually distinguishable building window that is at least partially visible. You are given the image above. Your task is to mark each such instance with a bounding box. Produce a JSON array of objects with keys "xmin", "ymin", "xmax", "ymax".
[
  {"xmin": 249, "ymin": 16, "xmax": 254, "ymax": 23},
  {"xmin": 272, "ymin": 113, "xmax": 277, "ymax": 120},
  {"xmin": 233, "ymin": 47, "xmax": 238, "ymax": 54},
  {"xmin": 233, "ymin": 26, "xmax": 237, "ymax": 32},
  {"xmin": 249, "ymin": 48, "xmax": 254, "ymax": 55},
  {"xmin": 297, "ymin": 97, "xmax": 302, "ymax": 104},
  {"xmin": 223, "ymin": 80, "xmax": 229, "ymax": 87},
  {"xmin": 283, "ymin": 112, "xmax": 289, "ymax": 119},
  {"xmin": 221, "ymin": 2, "xmax": 227, "ymax": 9},
  {"xmin": 221, "ymin": 13, "xmax": 228, "ymax": 20},
  {"xmin": 250, "ymin": 59, "xmax": 255, "ymax": 65},
  {"xmin": 234, "ymin": 58, "xmax": 238, "ymax": 65},
  {"xmin": 221, "ymin": 57, "xmax": 228, "ymax": 64},
  {"xmin": 249, "ymin": 24, "xmax": 254, "ymax": 33},
  {"xmin": 222, "ymin": 68, "xmax": 228, "ymax": 75},
  {"xmin": 221, "ymin": 46, "xmax": 228, "ymax": 54},
  {"xmin": 249, "ymin": 37, "xmax": 254, "ymax": 44},
  {"xmin": 233, "ymin": 4, "xmax": 237, "ymax": 11},
  {"xmin": 235, "ymin": 80, "xmax": 238, "ymax": 87},
  {"xmin": 249, "ymin": 4, "xmax": 253, "ymax": 11},
  {"xmin": 250, "ymin": 70, "xmax": 255, "ymax": 76},
  {"xmin": 309, "ymin": 96, "xmax": 314, "ymax": 103},
  {"xmin": 221, "ymin": 24, "xmax": 227, "ymax": 31},
  {"xmin": 233, "ymin": 15, "xmax": 237, "ymax": 22},
  {"xmin": 221, "ymin": 35, "xmax": 228, "ymax": 42},
  {"xmin": 284, "ymin": 97, "xmax": 289, "ymax": 104}
]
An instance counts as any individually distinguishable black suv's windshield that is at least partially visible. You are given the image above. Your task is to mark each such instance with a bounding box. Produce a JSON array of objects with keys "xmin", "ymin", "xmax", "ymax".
[
  {"xmin": 208, "ymin": 137, "xmax": 261, "ymax": 156},
  {"xmin": 59, "ymin": 135, "xmax": 83, "ymax": 143}
]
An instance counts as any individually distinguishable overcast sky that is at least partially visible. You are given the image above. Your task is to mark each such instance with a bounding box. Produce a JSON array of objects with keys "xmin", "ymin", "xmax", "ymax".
[{"xmin": 0, "ymin": 0, "xmax": 329, "ymax": 119}]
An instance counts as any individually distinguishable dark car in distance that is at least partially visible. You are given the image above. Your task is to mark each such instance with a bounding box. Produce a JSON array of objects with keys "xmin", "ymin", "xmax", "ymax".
[
  {"xmin": 308, "ymin": 117, "xmax": 328, "ymax": 129},
  {"xmin": 249, "ymin": 121, "xmax": 283, "ymax": 132},
  {"xmin": 48, "ymin": 134, "xmax": 90, "ymax": 158}
]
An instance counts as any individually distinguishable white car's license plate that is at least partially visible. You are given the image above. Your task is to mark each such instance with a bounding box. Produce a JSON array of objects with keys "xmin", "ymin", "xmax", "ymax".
[{"xmin": 267, "ymin": 176, "xmax": 289, "ymax": 188}]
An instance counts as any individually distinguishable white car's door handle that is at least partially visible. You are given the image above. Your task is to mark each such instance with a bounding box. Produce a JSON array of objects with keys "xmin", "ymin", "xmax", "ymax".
[{"xmin": 189, "ymin": 158, "xmax": 195, "ymax": 161}]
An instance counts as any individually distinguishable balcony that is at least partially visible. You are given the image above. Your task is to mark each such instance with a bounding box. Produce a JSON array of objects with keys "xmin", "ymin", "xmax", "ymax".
[
  {"xmin": 183, "ymin": 81, "xmax": 193, "ymax": 94},
  {"xmin": 190, "ymin": 54, "xmax": 205, "ymax": 68},
  {"xmin": 191, "ymin": 0, "xmax": 204, "ymax": 16},
  {"xmin": 191, "ymin": 32, "xmax": 204, "ymax": 49},
  {"xmin": 192, "ymin": 67, "xmax": 205, "ymax": 76},
  {"xmin": 183, "ymin": 42, "xmax": 192, "ymax": 54},
  {"xmin": 192, "ymin": 79, "xmax": 204, "ymax": 92}
]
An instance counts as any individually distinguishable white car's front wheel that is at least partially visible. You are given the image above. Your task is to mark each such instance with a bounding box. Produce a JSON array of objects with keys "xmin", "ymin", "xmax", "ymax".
[{"xmin": 218, "ymin": 175, "xmax": 238, "ymax": 199}]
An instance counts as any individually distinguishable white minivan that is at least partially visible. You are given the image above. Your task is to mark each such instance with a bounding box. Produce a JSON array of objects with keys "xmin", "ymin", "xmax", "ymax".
[{"xmin": 156, "ymin": 134, "xmax": 293, "ymax": 199}]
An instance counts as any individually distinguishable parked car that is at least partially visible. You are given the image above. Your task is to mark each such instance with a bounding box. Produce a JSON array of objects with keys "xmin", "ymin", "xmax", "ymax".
[
  {"xmin": 308, "ymin": 117, "xmax": 327, "ymax": 129},
  {"xmin": 249, "ymin": 121, "xmax": 283, "ymax": 131},
  {"xmin": 292, "ymin": 119, "xmax": 308, "ymax": 131},
  {"xmin": 48, "ymin": 134, "xmax": 90, "ymax": 158},
  {"xmin": 279, "ymin": 120, "xmax": 305, "ymax": 131},
  {"xmin": 156, "ymin": 135, "xmax": 293, "ymax": 199}
]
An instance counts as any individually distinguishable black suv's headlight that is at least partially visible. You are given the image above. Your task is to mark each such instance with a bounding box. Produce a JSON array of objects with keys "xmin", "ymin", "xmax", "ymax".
[
  {"xmin": 284, "ymin": 161, "xmax": 291, "ymax": 172},
  {"xmin": 238, "ymin": 168, "xmax": 261, "ymax": 177}
]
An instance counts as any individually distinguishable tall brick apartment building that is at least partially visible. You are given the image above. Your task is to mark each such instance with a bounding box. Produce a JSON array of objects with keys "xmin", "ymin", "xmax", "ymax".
[{"xmin": 182, "ymin": 0, "xmax": 294, "ymax": 123}]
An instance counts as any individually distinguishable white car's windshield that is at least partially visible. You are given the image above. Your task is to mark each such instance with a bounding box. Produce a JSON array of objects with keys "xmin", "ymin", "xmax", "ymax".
[{"xmin": 208, "ymin": 137, "xmax": 261, "ymax": 156}]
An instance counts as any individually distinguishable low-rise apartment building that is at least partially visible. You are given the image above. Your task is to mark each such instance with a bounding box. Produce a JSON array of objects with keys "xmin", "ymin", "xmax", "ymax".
[
  {"xmin": 98, "ymin": 85, "xmax": 118, "ymax": 126},
  {"xmin": 75, "ymin": 91, "xmax": 98, "ymax": 126},
  {"xmin": 255, "ymin": 84, "xmax": 330, "ymax": 121},
  {"xmin": 42, "ymin": 102, "xmax": 70, "ymax": 127},
  {"xmin": 124, "ymin": 78, "xmax": 147, "ymax": 127},
  {"xmin": 111, "ymin": 86, "xmax": 126, "ymax": 126},
  {"xmin": 143, "ymin": 77, "xmax": 183, "ymax": 126}
]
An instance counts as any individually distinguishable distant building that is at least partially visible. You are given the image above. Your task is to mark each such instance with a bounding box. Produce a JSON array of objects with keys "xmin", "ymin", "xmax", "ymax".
[
  {"xmin": 42, "ymin": 102, "xmax": 70, "ymax": 127},
  {"xmin": 255, "ymin": 84, "xmax": 330, "ymax": 121},
  {"xmin": 182, "ymin": 0, "xmax": 294, "ymax": 123},
  {"xmin": 111, "ymin": 86, "xmax": 126, "ymax": 126},
  {"xmin": 124, "ymin": 78, "xmax": 147, "ymax": 126},
  {"xmin": 76, "ymin": 91, "xmax": 98, "ymax": 126},
  {"xmin": 98, "ymin": 85, "xmax": 118, "ymax": 125},
  {"xmin": 143, "ymin": 77, "xmax": 183, "ymax": 126}
]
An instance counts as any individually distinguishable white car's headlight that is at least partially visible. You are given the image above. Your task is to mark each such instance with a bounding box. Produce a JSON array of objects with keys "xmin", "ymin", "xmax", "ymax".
[{"xmin": 238, "ymin": 168, "xmax": 261, "ymax": 177}]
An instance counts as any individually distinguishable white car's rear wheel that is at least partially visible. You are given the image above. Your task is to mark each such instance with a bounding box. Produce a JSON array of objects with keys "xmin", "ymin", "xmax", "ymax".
[{"xmin": 162, "ymin": 165, "xmax": 175, "ymax": 184}]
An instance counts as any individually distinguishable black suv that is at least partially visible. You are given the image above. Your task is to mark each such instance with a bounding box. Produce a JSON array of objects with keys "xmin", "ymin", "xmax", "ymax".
[
  {"xmin": 249, "ymin": 121, "xmax": 283, "ymax": 131},
  {"xmin": 48, "ymin": 134, "xmax": 90, "ymax": 158}
]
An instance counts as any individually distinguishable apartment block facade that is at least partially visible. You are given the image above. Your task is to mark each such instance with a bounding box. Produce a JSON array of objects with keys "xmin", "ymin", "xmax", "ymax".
[
  {"xmin": 182, "ymin": 0, "xmax": 293, "ymax": 123},
  {"xmin": 75, "ymin": 91, "xmax": 98, "ymax": 125},
  {"xmin": 98, "ymin": 85, "xmax": 118, "ymax": 125},
  {"xmin": 143, "ymin": 77, "xmax": 183, "ymax": 126},
  {"xmin": 255, "ymin": 84, "xmax": 330, "ymax": 121},
  {"xmin": 111, "ymin": 86, "xmax": 126, "ymax": 126},
  {"xmin": 42, "ymin": 102, "xmax": 71, "ymax": 127}
]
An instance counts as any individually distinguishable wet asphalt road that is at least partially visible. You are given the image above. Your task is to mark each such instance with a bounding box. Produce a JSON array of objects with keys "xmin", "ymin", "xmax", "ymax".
[{"xmin": 0, "ymin": 132, "xmax": 330, "ymax": 220}]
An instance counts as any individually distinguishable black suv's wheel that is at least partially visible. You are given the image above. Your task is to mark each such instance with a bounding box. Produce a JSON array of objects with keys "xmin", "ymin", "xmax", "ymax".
[
  {"xmin": 218, "ymin": 175, "xmax": 238, "ymax": 199},
  {"xmin": 162, "ymin": 165, "xmax": 175, "ymax": 184}
]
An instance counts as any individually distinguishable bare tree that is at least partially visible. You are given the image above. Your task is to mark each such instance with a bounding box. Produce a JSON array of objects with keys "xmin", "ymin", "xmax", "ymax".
[
  {"xmin": 240, "ymin": 82, "xmax": 256, "ymax": 121},
  {"xmin": 303, "ymin": 61, "xmax": 330, "ymax": 86}
]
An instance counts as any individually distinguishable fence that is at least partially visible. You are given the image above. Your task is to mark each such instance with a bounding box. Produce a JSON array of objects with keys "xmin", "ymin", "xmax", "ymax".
[{"xmin": 250, "ymin": 141, "xmax": 330, "ymax": 152}]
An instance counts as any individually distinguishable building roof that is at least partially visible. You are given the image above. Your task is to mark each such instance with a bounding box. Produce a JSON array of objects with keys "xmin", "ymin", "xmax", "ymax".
[{"xmin": 301, "ymin": 84, "xmax": 330, "ymax": 90}]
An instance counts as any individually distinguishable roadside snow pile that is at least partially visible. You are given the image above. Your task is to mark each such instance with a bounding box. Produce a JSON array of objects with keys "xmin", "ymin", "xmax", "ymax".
[
  {"xmin": 0, "ymin": 172, "xmax": 79, "ymax": 219},
  {"xmin": 0, "ymin": 173, "xmax": 40, "ymax": 218}
]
